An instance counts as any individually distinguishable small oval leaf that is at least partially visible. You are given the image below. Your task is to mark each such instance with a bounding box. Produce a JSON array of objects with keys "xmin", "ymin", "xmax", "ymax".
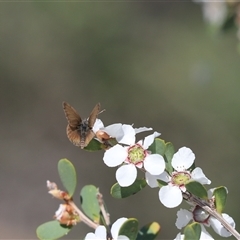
[
  {"xmin": 213, "ymin": 186, "xmax": 228, "ymax": 213},
  {"xmin": 148, "ymin": 138, "xmax": 166, "ymax": 155},
  {"xmin": 80, "ymin": 185, "xmax": 100, "ymax": 223},
  {"xmin": 137, "ymin": 222, "xmax": 160, "ymax": 240},
  {"xmin": 36, "ymin": 220, "xmax": 71, "ymax": 240},
  {"xmin": 58, "ymin": 159, "xmax": 77, "ymax": 197},
  {"xmin": 184, "ymin": 222, "xmax": 201, "ymax": 240},
  {"xmin": 164, "ymin": 142, "xmax": 174, "ymax": 173},
  {"xmin": 111, "ymin": 179, "xmax": 147, "ymax": 199},
  {"xmin": 185, "ymin": 181, "xmax": 208, "ymax": 200},
  {"xmin": 84, "ymin": 139, "xmax": 102, "ymax": 151},
  {"xmin": 119, "ymin": 218, "xmax": 139, "ymax": 240},
  {"xmin": 156, "ymin": 179, "xmax": 168, "ymax": 187}
]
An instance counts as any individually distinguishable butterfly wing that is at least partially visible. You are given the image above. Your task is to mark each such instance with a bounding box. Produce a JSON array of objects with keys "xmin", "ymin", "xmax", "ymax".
[
  {"xmin": 88, "ymin": 103, "xmax": 101, "ymax": 128},
  {"xmin": 83, "ymin": 130, "xmax": 95, "ymax": 148},
  {"xmin": 63, "ymin": 102, "xmax": 100, "ymax": 149},
  {"xmin": 66, "ymin": 124, "xmax": 81, "ymax": 147},
  {"xmin": 62, "ymin": 102, "xmax": 82, "ymax": 128}
]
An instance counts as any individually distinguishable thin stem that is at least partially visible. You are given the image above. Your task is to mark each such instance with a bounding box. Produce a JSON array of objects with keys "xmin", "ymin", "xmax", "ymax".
[
  {"xmin": 47, "ymin": 180, "xmax": 99, "ymax": 229},
  {"xmin": 68, "ymin": 201, "xmax": 99, "ymax": 229},
  {"xmin": 97, "ymin": 190, "xmax": 111, "ymax": 226},
  {"xmin": 202, "ymin": 205, "xmax": 240, "ymax": 240},
  {"xmin": 184, "ymin": 193, "xmax": 240, "ymax": 240}
]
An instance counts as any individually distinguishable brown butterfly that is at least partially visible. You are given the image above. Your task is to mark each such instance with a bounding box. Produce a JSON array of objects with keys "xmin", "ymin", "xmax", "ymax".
[{"xmin": 63, "ymin": 102, "xmax": 101, "ymax": 149}]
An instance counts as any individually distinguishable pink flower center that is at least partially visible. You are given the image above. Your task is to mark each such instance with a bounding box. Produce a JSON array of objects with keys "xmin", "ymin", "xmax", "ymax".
[
  {"xmin": 171, "ymin": 171, "xmax": 191, "ymax": 187},
  {"xmin": 126, "ymin": 144, "xmax": 147, "ymax": 167}
]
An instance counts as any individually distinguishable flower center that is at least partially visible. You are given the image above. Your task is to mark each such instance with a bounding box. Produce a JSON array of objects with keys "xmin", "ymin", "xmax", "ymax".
[
  {"xmin": 171, "ymin": 171, "xmax": 191, "ymax": 186},
  {"xmin": 127, "ymin": 144, "xmax": 146, "ymax": 165}
]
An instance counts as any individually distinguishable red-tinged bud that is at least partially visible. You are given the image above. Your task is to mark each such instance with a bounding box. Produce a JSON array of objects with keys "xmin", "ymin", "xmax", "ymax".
[
  {"xmin": 96, "ymin": 130, "xmax": 118, "ymax": 150},
  {"xmin": 54, "ymin": 204, "xmax": 80, "ymax": 226},
  {"xmin": 96, "ymin": 130, "xmax": 111, "ymax": 141},
  {"xmin": 49, "ymin": 189, "xmax": 72, "ymax": 201},
  {"xmin": 47, "ymin": 180, "xmax": 71, "ymax": 201}
]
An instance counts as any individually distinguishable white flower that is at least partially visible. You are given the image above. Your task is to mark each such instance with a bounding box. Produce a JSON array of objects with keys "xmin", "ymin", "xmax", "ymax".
[
  {"xmin": 103, "ymin": 131, "xmax": 165, "ymax": 187},
  {"xmin": 55, "ymin": 204, "xmax": 67, "ymax": 221},
  {"xmin": 85, "ymin": 217, "xmax": 129, "ymax": 240},
  {"xmin": 193, "ymin": 0, "xmax": 227, "ymax": 27},
  {"xmin": 174, "ymin": 232, "xmax": 183, "ymax": 240},
  {"xmin": 94, "ymin": 121, "xmax": 153, "ymax": 144},
  {"xmin": 92, "ymin": 119, "xmax": 105, "ymax": 133},
  {"xmin": 174, "ymin": 227, "xmax": 214, "ymax": 240},
  {"xmin": 146, "ymin": 147, "xmax": 211, "ymax": 208},
  {"xmin": 54, "ymin": 203, "xmax": 79, "ymax": 226},
  {"xmin": 85, "ymin": 226, "xmax": 106, "ymax": 240},
  {"xmin": 175, "ymin": 206, "xmax": 235, "ymax": 238}
]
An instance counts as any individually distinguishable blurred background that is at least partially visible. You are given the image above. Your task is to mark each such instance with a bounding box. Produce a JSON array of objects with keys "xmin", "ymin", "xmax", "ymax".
[{"xmin": 1, "ymin": 2, "xmax": 240, "ymax": 239}]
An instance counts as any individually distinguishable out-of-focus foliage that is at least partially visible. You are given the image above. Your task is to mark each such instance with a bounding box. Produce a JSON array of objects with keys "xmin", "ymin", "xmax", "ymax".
[{"xmin": 194, "ymin": 0, "xmax": 240, "ymax": 52}]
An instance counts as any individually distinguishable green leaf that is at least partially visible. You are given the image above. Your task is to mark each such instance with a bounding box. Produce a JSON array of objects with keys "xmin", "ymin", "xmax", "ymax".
[
  {"xmin": 119, "ymin": 218, "xmax": 139, "ymax": 240},
  {"xmin": 36, "ymin": 220, "xmax": 71, "ymax": 240},
  {"xmin": 84, "ymin": 138, "xmax": 118, "ymax": 151},
  {"xmin": 221, "ymin": 13, "xmax": 236, "ymax": 32},
  {"xmin": 137, "ymin": 222, "xmax": 160, "ymax": 240},
  {"xmin": 58, "ymin": 159, "xmax": 77, "ymax": 197},
  {"xmin": 156, "ymin": 179, "xmax": 168, "ymax": 187},
  {"xmin": 148, "ymin": 138, "xmax": 166, "ymax": 155},
  {"xmin": 84, "ymin": 139, "xmax": 102, "ymax": 151},
  {"xmin": 111, "ymin": 179, "xmax": 147, "ymax": 199},
  {"xmin": 185, "ymin": 181, "xmax": 208, "ymax": 200},
  {"xmin": 184, "ymin": 222, "xmax": 201, "ymax": 240},
  {"xmin": 213, "ymin": 186, "xmax": 228, "ymax": 213},
  {"xmin": 80, "ymin": 185, "xmax": 100, "ymax": 223},
  {"xmin": 164, "ymin": 142, "xmax": 174, "ymax": 173}
]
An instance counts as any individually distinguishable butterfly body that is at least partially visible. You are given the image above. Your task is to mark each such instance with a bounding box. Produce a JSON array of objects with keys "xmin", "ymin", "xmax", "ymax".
[{"xmin": 63, "ymin": 102, "xmax": 100, "ymax": 149}]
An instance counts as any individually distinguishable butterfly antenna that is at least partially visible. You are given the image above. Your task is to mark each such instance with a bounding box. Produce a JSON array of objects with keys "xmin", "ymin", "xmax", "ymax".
[{"xmin": 99, "ymin": 109, "xmax": 106, "ymax": 115}]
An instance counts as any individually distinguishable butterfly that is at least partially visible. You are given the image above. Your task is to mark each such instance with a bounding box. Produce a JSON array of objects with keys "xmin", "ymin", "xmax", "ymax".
[{"xmin": 62, "ymin": 102, "xmax": 101, "ymax": 149}]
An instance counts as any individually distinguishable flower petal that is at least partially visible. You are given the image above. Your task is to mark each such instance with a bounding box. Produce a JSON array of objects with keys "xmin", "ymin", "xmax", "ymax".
[
  {"xmin": 95, "ymin": 226, "xmax": 107, "ymax": 239},
  {"xmin": 144, "ymin": 154, "xmax": 165, "ymax": 175},
  {"xmin": 146, "ymin": 171, "xmax": 169, "ymax": 188},
  {"xmin": 92, "ymin": 119, "xmax": 104, "ymax": 133},
  {"xmin": 85, "ymin": 232, "xmax": 97, "ymax": 240},
  {"xmin": 134, "ymin": 126, "xmax": 152, "ymax": 134},
  {"xmin": 119, "ymin": 124, "xmax": 136, "ymax": 145},
  {"xmin": 191, "ymin": 167, "xmax": 211, "ymax": 184},
  {"xmin": 111, "ymin": 217, "xmax": 128, "ymax": 239},
  {"xmin": 116, "ymin": 164, "xmax": 137, "ymax": 187},
  {"xmin": 55, "ymin": 204, "xmax": 66, "ymax": 220},
  {"xmin": 158, "ymin": 171, "xmax": 170, "ymax": 182},
  {"xmin": 174, "ymin": 233, "xmax": 183, "ymax": 240},
  {"xmin": 200, "ymin": 225, "xmax": 214, "ymax": 240},
  {"xmin": 103, "ymin": 144, "xmax": 127, "ymax": 167},
  {"xmin": 117, "ymin": 236, "xmax": 129, "ymax": 240},
  {"xmin": 85, "ymin": 225, "xmax": 106, "ymax": 240},
  {"xmin": 172, "ymin": 147, "xmax": 195, "ymax": 171},
  {"xmin": 145, "ymin": 172, "xmax": 159, "ymax": 188},
  {"xmin": 159, "ymin": 185, "xmax": 182, "ymax": 208},
  {"xmin": 143, "ymin": 131, "xmax": 161, "ymax": 149},
  {"xmin": 209, "ymin": 213, "xmax": 235, "ymax": 237},
  {"xmin": 175, "ymin": 209, "xmax": 192, "ymax": 229},
  {"xmin": 103, "ymin": 123, "xmax": 124, "ymax": 142}
]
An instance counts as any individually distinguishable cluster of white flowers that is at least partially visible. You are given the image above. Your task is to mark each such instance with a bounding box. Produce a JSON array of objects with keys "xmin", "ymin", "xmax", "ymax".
[
  {"xmin": 174, "ymin": 187, "xmax": 235, "ymax": 240},
  {"xmin": 87, "ymin": 119, "xmax": 236, "ymax": 239},
  {"xmin": 85, "ymin": 217, "xmax": 129, "ymax": 240}
]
